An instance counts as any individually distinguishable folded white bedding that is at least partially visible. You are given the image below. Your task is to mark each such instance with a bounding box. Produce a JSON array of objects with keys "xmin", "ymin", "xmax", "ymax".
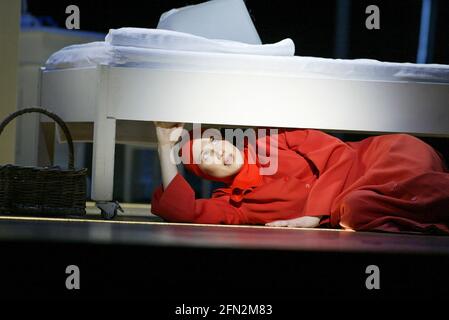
[
  {"xmin": 105, "ymin": 28, "xmax": 295, "ymax": 56},
  {"xmin": 44, "ymin": 41, "xmax": 449, "ymax": 84},
  {"xmin": 45, "ymin": 42, "xmax": 113, "ymax": 70}
]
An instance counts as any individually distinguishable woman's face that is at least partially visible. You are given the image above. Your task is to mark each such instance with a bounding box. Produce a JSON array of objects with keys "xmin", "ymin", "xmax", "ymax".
[{"xmin": 192, "ymin": 136, "xmax": 244, "ymax": 178}]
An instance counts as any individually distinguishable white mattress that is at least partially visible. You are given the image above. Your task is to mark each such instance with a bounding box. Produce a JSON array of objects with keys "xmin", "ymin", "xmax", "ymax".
[{"xmin": 45, "ymin": 41, "xmax": 449, "ymax": 84}]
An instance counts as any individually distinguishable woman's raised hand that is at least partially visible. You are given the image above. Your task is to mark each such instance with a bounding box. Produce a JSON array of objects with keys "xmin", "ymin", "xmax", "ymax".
[{"xmin": 154, "ymin": 122, "xmax": 185, "ymax": 146}]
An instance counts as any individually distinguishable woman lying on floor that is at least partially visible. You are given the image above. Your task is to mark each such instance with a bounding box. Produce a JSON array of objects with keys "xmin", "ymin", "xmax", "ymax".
[{"xmin": 151, "ymin": 122, "xmax": 449, "ymax": 234}]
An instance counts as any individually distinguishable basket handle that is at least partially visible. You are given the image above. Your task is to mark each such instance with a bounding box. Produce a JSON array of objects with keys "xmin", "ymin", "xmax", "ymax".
[{"xmin": 0, "ymin": 107, "xmax": 76, "ymax": 170}]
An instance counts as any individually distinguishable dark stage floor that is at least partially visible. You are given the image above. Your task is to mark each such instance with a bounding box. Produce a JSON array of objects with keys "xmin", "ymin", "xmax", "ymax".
[
  {"xmin": 1, "ymin": 215, "xmax": 449, "ymax": 254},
  {"xmin": 1, "ymin": 214, "xmax": 449, "ymax": 303}
]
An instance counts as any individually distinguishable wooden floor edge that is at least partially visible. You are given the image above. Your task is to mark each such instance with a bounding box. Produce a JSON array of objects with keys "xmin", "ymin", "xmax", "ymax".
[{"xmin": 0, "ymin": 215, "xmax": 349, "ymax": 232}]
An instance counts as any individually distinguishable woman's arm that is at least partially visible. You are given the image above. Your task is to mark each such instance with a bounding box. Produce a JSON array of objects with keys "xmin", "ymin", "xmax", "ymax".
[
  {"xmin": 158, "ymin": 143, "xmax": 178, "ymax": 189},
  {"xmin": 152, "ymin": 122, "xmax": 248, "ymax": 224},
  {"xmin": 154, "ymin": 122, "xmax": 184, "ymax": 189},
  {"xmin": 151, "ymin": 173, "xmax": 248, "ymax": 224}
]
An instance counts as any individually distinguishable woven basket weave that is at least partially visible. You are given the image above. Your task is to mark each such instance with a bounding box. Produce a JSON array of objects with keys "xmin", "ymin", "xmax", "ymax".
[{"xmin": 0, "ymin": 108, "xmax": 87, "ymax": 216}]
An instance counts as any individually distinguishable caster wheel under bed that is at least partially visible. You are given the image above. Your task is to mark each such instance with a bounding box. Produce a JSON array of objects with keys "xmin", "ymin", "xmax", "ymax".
[{"xmin": 96, "ymin": 201, "xmax": 124, "ymax": 220}]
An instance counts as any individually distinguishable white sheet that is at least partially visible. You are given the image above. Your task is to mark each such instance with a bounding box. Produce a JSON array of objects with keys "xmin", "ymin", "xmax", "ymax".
[{"xmin": 45, "ymin": 41, "xmax": 449, "ymax": 84}]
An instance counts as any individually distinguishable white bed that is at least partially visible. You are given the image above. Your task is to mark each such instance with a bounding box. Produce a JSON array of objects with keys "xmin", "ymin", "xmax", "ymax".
[{"xmin": 39, "ymin": 29, "xmax": 449, "ymax": 217}]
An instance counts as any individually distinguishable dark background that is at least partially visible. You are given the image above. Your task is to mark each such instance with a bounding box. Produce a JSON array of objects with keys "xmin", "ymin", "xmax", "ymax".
[{"xmin": 26, "ymin": 0, "xmax": 449, "ymax": 63}]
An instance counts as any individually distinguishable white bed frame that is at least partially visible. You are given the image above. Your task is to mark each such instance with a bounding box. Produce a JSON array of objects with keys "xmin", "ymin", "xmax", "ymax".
[{"xmin": 39, "ymin": 64, "xmax": 449, "ymax": 217}]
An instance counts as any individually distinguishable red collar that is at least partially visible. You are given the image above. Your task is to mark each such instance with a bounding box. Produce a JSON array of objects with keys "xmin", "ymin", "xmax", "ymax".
[{"xmin": 214, "ymin": 145, "xmax": 263, "ymax": 203}]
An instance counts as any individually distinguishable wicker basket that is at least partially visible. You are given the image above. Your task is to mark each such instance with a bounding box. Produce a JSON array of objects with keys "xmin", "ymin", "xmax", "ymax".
[{"xmin": 0, "ymin": 108, "xmax": 87, "ymax": 216}]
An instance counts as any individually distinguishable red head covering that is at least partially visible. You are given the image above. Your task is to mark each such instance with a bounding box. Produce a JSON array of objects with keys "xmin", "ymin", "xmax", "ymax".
[{"xmin": 178, "ymin": 129, "xmax": 263, "ymax": 203}]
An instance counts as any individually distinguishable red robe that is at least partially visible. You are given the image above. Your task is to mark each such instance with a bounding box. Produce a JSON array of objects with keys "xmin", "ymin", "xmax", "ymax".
[{"xmin": 151, "ymin": 129, "xmax": 449, "ymax": 234}]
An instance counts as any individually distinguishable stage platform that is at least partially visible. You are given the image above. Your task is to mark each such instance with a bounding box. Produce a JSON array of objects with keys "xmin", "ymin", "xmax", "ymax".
[{"xmin": 1, "ymin": 203, "xmax": 449, "ymax": 303}]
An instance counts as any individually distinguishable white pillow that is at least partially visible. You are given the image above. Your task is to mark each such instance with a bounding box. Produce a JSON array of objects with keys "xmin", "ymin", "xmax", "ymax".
[
  {"xmin": 157, "ymin": 0, "xmax": 261, "ymax": 45},
  {"xmin": 105, "ymin": 28, "xmax": 295, "ymax": 56}
]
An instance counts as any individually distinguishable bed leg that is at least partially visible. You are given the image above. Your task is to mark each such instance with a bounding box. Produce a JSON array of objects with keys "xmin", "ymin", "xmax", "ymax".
[{"xmin": 91, "ymin": 116, "xmax": 121, "ymax": 219}]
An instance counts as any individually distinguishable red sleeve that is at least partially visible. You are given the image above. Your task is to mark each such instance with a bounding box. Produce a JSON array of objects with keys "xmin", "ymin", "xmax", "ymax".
[
  {"xmin": 283, "ymin": 129, "xmax": 347, "ymax": 174},
  {"xmin": 284, "ymin": 129, "xmax": 355, "ymax": 216},
  {"xmin": 151, "ymin": 173, "xmax": 248, "ymax": 224}
]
